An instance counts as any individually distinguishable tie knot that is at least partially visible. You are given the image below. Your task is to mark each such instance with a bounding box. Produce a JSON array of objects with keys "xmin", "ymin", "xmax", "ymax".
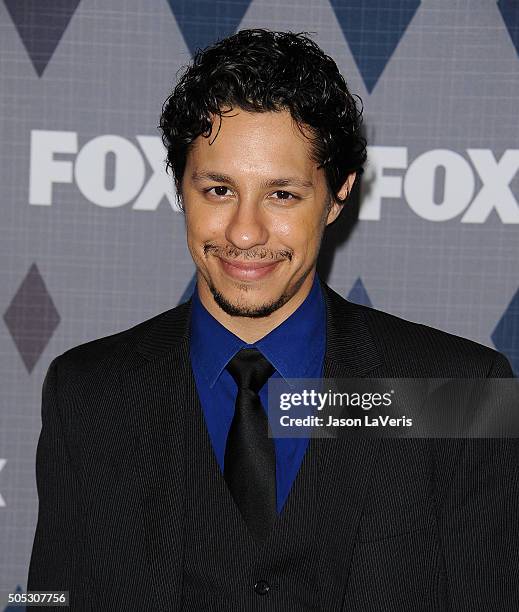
[{"xmin": 226, "ymin": 348, "xmax": 275, "ymax": 393}]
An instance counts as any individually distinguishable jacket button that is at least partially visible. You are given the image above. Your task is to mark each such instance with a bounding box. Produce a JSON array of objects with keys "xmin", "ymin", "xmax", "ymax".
[{"xmin": 254, "ymin": 580, "xmax": 270, "ymax": 596}]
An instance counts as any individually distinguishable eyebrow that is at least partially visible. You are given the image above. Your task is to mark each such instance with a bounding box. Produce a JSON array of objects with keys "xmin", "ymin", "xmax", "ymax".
[{"xmin": 190, "ymin": 171, "xmax": 313, "ymax": 190}]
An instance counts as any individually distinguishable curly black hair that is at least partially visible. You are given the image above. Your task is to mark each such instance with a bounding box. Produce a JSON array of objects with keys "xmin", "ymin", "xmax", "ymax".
[{"xmin": 159, "ymin": 28, "xmax": 366, "ymax": 211}]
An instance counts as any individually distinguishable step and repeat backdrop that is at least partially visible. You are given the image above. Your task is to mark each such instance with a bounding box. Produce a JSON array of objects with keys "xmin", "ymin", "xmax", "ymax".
[{"xmin": 1, "ymin": 0, "xmax": 518, "ymax": 601}]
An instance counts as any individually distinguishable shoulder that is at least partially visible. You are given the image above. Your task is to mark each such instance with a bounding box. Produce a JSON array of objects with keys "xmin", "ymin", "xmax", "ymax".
[
  {"xmin": 323, "ymin": 283, "xmax": 513, "ymax": 378},
  {"xmin": 50, "ymin": 299, "xmax": 191, "ymax": 383}
]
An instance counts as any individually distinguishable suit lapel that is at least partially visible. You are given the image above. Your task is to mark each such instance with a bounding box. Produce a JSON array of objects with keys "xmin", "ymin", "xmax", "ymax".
[{"xmin": 317, "ymin": 279, "xmax": 384, "ymax": 611}]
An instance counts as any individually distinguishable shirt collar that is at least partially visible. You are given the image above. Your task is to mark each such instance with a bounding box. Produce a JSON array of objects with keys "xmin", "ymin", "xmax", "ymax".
[{"xmin": 189, "ymin": 272, "xmax": 326, "ymax": 388}]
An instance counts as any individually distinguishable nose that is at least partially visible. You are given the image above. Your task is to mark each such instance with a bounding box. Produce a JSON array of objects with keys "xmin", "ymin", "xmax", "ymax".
[{"xmin": 224, "ymin": 197, "xmax": 269, "ymax": 251}]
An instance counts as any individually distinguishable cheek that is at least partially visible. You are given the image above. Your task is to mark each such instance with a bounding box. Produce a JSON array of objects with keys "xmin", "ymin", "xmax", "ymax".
[
  {"xmin": 186, "ymin": 207, "xmax": 227, "ymax": 239},
  {"xmin": 270, "ymin": 212, "xmax": 323, "ymax": 249},
  {"xmin": 270, "ymin": 216, "xmax": 291, "ymax": 239}
]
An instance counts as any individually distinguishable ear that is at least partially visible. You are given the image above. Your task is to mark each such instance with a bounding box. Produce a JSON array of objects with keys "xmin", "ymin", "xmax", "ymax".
[{"xmin": 325, "ymin": 172, "xmax": 357, "ymax": 226}]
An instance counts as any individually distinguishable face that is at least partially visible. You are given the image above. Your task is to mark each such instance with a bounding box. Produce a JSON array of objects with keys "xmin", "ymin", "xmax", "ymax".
[{"xmin": 182, "ymin": 108, "xmax": 355, "ymax": 318}]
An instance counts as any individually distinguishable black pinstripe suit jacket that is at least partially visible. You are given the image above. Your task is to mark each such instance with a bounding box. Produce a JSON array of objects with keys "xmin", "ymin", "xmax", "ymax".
[{"xmin": 27, "ymin": 277, "xmax": 519, "ymax": 611}]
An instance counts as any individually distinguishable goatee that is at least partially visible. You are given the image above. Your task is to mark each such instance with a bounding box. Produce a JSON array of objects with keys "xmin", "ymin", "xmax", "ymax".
[{"xmin": 207, "ymin": 275, "xmax": 306, "ymax": 318}]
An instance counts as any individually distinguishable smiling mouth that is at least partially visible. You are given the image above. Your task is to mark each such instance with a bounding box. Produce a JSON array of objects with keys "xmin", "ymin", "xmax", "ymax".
[{"xmin": 217, "ymin": 256, "xmax": 284, "ymax": 280}]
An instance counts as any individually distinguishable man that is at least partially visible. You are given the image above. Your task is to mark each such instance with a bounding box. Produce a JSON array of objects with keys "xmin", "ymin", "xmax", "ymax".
[{"xmin": 28, "ymin": 29, "xmax": 518, "ymax": 611}]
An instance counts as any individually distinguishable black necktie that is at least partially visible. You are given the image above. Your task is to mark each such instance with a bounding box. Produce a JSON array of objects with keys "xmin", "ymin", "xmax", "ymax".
[{"xmin": 224, "ymin": 348, "xmax": 277, "ymax": 543}]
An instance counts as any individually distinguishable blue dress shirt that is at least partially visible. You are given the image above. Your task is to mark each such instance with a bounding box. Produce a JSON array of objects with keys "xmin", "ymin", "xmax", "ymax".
[{"xmin": 189, "ymin": 272, "xmax": 326, "ymax": 513}]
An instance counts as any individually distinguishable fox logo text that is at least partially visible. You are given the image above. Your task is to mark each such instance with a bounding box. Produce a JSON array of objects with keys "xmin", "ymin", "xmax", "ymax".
[
  {"xmin": 29, "ymin": 130, "xmax": 179, "ymax": 211},
  {"xmin": 360, "ymin": 147, "xmax": 519, "ymax": 223}
]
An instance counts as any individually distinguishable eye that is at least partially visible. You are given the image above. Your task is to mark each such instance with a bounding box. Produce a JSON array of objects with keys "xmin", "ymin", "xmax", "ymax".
[
  {"xmin": 271, "ymin": 190, "xmax": 298, "ymax": 201},
  {"xmin": 205, "ymin": 186, "xmax": 232, "ymax": 197}
]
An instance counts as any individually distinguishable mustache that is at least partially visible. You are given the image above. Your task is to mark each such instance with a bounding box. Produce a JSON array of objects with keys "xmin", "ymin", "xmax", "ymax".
[{"xmin": 203, "ymin": 243, "xmax": 293, "ymax": 262}]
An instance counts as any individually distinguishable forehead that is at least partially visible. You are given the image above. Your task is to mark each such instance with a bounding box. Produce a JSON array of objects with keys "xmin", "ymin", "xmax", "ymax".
[{"xmin": 186, "ymin": 108, "xmax": 318, "ymax": 178}]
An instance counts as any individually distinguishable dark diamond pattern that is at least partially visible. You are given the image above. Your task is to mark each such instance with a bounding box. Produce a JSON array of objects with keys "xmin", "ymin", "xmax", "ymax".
[
  {"xmin": 329, "ymin": 0, "xmax": 420, "ymax": 93},
  {"xmin": 3, "ymin": 263, "xmax": 60, "ymax": 373},
  {"xmin": 4, "ymin": 0, "xmax": 82, "ymax": 77},
  {"xmin": 492, "ymin": 287, "xmax": 519, "ymax": 376},
  {"xmin": 347, "ymin": 277, "xmax": 373, "ymax": 307},
  {"xmin": 165, "ymin": 0, "xmax": 252, "ymax": 58},
  {"xmin": 498, "ymin": 1, "xmax": 519, "ymax": 58}
]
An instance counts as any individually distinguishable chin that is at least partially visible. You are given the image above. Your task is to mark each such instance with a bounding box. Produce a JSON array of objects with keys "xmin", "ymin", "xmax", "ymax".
[{"xmin": 209, "ymin": 281, "xmax": 291, "ymax": 318}]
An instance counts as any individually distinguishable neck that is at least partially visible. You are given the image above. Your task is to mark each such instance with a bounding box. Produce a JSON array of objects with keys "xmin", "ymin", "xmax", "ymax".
[{"xmin": 196, "ymin": 270, "xmax": 316, "ymax": 343}]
